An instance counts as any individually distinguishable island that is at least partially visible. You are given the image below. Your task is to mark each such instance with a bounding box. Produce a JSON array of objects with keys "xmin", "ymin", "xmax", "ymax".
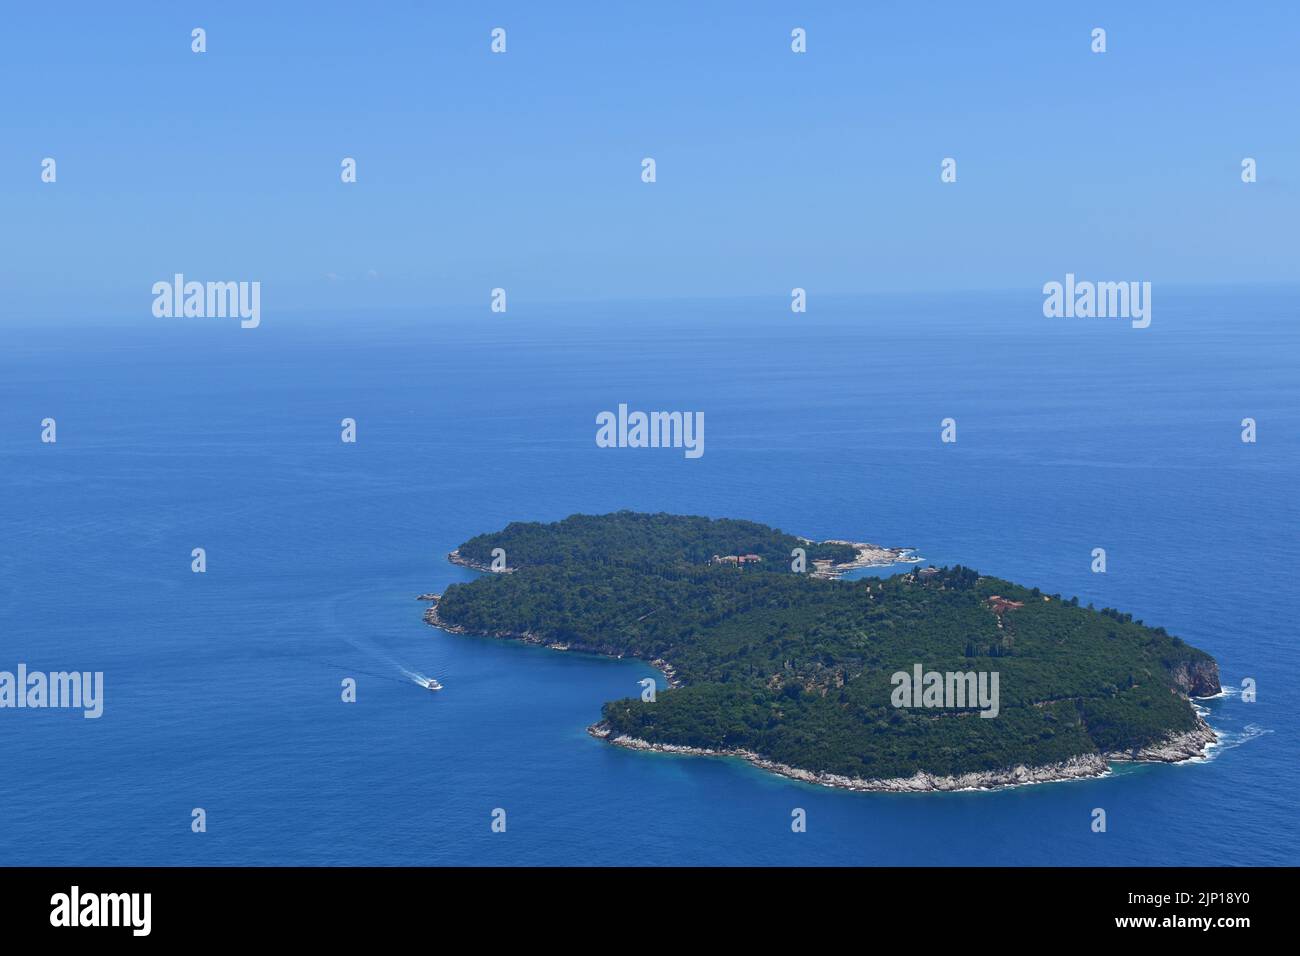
[{"xmin": 422, "ymin": 512, "xmax": 1220, "ymax": 792}]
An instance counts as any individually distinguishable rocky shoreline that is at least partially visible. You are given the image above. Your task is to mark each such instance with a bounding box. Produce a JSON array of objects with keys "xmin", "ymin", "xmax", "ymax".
[
  {"xmin": 447, "ymin": 549, "xmax": 515, "ymax": 574},
  {"xmin": 449, "ymin": 541, "xmax": 917, "ymax": 579},
  {"xmin": 1104, "ymin": 716, "xmax": 1218, "ymax": 764},
  {"xmin": 809, "ymin": 541, "xmax": 922, "ymax": 579},
  {"xmin": 588, "ymin": 718, "xmax": 1219, "ymax": 793},
  {"xmin": 588, "ymin": 721, "xmax": 1112, "ymax": 792}
]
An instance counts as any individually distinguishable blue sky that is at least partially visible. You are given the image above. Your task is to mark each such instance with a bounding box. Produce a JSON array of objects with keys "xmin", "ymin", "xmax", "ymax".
[{"xmin": 2, "ymin": 1, "xmax": 1297, "ymax": 318}]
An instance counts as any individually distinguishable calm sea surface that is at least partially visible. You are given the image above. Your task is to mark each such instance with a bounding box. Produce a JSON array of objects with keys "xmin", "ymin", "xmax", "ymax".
[{"xmin": 1, "ymin": 288, "xmax": 1295, "ymax": 865}]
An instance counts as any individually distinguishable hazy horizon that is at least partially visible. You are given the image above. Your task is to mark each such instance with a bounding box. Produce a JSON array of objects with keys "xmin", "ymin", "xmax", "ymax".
[{"xmin": 3, "ymin": 1, "xmax": 1297, "ymax": 322}]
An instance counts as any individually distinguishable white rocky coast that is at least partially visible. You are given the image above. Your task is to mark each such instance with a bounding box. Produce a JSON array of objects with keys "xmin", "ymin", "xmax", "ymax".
[
  {"xmin": 589, "ymin": 716, "xmax": 1219, "ymax": 794},
  {"xmin": 809, "ymin": 541, "xmax": 921, "ymax": 578}
]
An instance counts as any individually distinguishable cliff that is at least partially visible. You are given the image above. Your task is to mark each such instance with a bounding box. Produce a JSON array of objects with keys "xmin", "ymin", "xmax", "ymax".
[{"xmin": 1167, "ymin": 658, "xmax": 1222, "ymax": 698}]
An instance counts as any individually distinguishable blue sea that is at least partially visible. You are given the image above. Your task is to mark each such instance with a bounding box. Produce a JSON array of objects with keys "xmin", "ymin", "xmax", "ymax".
[{"xmin": 2, "ymin": 288, "xmax": 1296, "ymax": 866}]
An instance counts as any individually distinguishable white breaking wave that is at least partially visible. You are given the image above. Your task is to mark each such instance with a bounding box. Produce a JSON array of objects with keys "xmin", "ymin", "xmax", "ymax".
[{"xmin": 1213, "ymin": 724, "xmax": 1272, "ymax": 753}]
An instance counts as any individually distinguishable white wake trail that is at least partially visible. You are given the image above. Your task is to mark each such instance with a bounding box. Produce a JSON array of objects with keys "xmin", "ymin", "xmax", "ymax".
[{"xmin": 337, "ymin": 634, "xmax": 436, "ymax": 687}]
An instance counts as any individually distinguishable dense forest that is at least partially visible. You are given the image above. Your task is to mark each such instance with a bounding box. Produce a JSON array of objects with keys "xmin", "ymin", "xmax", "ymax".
[
  {"xmin": 434, "ymin": 513, "xmax": 1219, "ymax": 781},
  {"xmin": 455, "ymin": 511, "xmax": 857, "ymax": 568}
]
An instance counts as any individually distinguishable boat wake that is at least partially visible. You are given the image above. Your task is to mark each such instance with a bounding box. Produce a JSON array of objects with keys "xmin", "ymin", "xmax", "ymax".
[
  {"xmin": 318, "ymin": 659, "xmax": 407, "ymax": 686},
  {"xmin": 313, "ymin": 588, "xmax": 444, "ymax": 690},
  {"xmin": 326, "ymin": 632, "xmax": 441, "ymax": 690}
]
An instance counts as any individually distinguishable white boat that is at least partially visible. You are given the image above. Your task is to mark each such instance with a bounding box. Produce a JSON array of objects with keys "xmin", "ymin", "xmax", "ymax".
[{"xmin": 426, "ymin": 679, "xmax": 443, "ymax": 691}]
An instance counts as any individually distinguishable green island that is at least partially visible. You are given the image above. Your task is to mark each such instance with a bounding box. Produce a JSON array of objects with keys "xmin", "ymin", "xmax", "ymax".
[{"xmin": 424, "ymin": 512, "xmax": 1220, "ymax": 792}]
